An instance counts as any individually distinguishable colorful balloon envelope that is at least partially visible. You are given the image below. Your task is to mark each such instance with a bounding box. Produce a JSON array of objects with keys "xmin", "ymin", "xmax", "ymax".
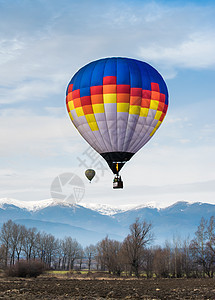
[{"xmin": 66, "ymin": 57, "xmax": 168, "ymax": 179}]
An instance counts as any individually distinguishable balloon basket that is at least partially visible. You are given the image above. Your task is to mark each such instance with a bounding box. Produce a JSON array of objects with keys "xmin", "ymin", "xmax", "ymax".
[{"xmin": 113, "ymin": 175, "xmax": 123, "ymax": 189}]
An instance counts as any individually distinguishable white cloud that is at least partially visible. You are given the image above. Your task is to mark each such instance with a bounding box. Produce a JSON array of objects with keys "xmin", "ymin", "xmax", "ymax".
[
  {"xmin": 139, "ymin": 32, "xmax": 215, "ymax": 71},
  {"xmin": 82, "ymin": 174, "xmax": 215, "ymax": 208},
  {"xmin": 0, "ymin": 0, "xmax": 215, "ymax": 103},
  {"xmin": 0, "ymin": 38, "xmax": 25, "ymax": 64},
  {"xmin": 0, "ymin": 34, "xmax": 110, "ymax": 104},
  {"xmin": 0, "ymin": 108, "xmax": 82, "ymax": 157}
]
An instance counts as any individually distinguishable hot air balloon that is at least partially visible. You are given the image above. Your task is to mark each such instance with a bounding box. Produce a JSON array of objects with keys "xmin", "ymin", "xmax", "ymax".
[
  {"xmin": 85, "ymin": 169, "xmax": 96, "ymax": 182},
  {"xmin": 66, "ymin": 57, "xmax": 168, "ymax": 188}
]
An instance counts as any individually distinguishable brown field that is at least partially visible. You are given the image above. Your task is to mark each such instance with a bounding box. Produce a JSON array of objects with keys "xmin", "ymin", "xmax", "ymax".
[{"xmin": 0, "ymin": 274, "xmax": 215, "ymax": 299}]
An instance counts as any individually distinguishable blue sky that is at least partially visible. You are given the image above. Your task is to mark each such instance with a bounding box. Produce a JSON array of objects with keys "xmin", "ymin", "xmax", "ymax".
[{"xmin": 1, "ymin": 0, "xmax": 215, "ymax": 207}]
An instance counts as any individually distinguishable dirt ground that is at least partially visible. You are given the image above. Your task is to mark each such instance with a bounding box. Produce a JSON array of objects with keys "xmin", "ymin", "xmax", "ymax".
[{"xmin": 0, "ymin": 276, "xmax": 215, "ymax": 299}]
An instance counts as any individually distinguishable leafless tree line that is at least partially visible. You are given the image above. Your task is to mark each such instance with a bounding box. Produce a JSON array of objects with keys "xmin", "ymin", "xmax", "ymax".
[
  {"xmin": 0, "ymin": 220, "xmax": 84, "ymax": 270},
  {"xmin": 1, "ymin": 217, "xmax": 215, "ymax": 277}
]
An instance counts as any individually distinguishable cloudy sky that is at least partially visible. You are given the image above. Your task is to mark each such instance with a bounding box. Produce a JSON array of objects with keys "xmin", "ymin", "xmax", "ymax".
[{"xmin": 1, "ymin": 0, "xmax": 215, "ymax": 208}]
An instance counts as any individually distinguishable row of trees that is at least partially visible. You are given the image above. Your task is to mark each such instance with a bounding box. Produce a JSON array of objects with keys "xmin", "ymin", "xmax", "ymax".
[
  {"xmin": 96, "ymin": 217, "xmax": 215, "ymax": 278},
  {"xmin": 1, "ymin": 217, "xmax": 215, "ymax": 277},
  {"xmin": 0, "ymin": 220, "xmax": 88, "ymax": 270}
]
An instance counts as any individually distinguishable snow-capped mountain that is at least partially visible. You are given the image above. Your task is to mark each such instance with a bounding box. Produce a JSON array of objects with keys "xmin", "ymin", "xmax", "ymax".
[
  {"xmin": 80, "ymin": 202, "xmax": 158, "ymax": 215},
  {"xmin": 81, "ymin": 203, "xmax": 135, "ymax": 215},
  {"xmin": 0, "ymin": 198, "xmax": 74, "ymax": 211},
  {"xmin": 0, "ymin": 198, "xmax": 215, "ymax": 246},
  {"xmin": 0, "ymin": 198, "xmax": 158, "ymax": 215}
]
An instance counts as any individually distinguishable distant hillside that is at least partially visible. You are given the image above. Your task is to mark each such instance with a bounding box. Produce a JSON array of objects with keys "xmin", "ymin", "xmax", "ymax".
[
  {"xmin": 0, "ymin": 198, "xmax": 214, "ymax": 246},
  {"xmin": 113, "ymin": 201, "xmax": 215, "ymax": 243}
]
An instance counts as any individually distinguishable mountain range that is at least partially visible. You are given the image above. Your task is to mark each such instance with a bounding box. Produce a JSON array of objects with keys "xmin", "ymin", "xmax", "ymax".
[{"xmin": 0, "ymin": 198, "xmax": 215, "ymax": 246}]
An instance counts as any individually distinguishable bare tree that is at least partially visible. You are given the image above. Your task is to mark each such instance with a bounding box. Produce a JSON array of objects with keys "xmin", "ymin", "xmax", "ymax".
[
  {"xmin": 205, "ymin": 216, "xmax": 215, "ymax": 277},
  {"xmin": 53, "ymin": 238, "xmax": 63, "ymax": 270},
  {"xmin": 85, "ymin": 244, "xmax": 97, "ymax": 271},
  {"xmin": 0, "ymin": 244, "xmax": 7, "ymax": 268},
  {"xmin": 15, "ymin": 225, "xmax": 26, "ymax": 262},
  {"xmin": 0, "ymin": 220, "xmax": 13, "ymax": 267},
  {"xmin": 61, "ymin": 238, "xmax": 68, "ymax": 270},
  {"xmin": 8, "ymin": 223, "xmax": 27, "ymax": 265},
  {"xmin": 122, "ymin": 218, "xmax": 153, "ymax": 277},
  {"xmin": 35, "ymin": 232, "xmax": 46, "ymax": 263},
  {"xmin": 96, "ymin": 241, "xmax": 105, "ymax": 271},
  {"xmin": 22, "ymin": 227, "xmax": 37, "ymax": 261},
  {"xmin": 172, "ymin": 236, "xmax": 183, "ymax": 278},
  {"xmin": 190, "ymin": 217, "xmax": 213, "ymax": 277},
  {"xmin": 63, "ymin": 237, "xmax": 82, "ymax": 270},
  {"xmin": 181, "ymin": 236, "xmax": 193, "ymax": 278},
  {"xmin": 97, "ymin": 237, "xmax": 123, "ymax": 275},
  {"xmin": 153, "ymin": 245, "xmax": 171, "ymax": 278},
  {"xmin": 43, "ymin": 233, "xmax": 57, "ymax": 267},
  {"xmin": 142, "ymin": 247, "xmax": 154, "ymax": 278},
  {"xmin": 97, "ymin": 237, "xmax": 112, "ymax": 273}
]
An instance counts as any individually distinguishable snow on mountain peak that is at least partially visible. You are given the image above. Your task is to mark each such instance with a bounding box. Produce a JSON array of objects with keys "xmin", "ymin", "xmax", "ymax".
[
  {"xmin": 0, "ymin": 198, "xmax": 160, "ymax": 215},
  {"xmin": 0, "ymin": 198, "xmax": 205, "ymax": 215},
  {"xmin": 0, "ymin": 198, "xmax": 75, "ymax": 211},
  {"xmin": 80, "ymin": 202, "xmax": 158, "ymax": 215}
]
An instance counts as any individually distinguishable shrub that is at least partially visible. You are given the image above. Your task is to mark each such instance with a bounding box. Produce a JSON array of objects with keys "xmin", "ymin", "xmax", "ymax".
[{"xmin": 6, "ymin": 260, "xmax": 45, "ymax": 278}]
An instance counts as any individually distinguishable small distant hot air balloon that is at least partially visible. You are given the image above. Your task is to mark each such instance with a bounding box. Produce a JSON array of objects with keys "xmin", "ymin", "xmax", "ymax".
[
  {"xmin": 85, "ymin": 169, "xmax": 95, "ymax": 183},
  {"xmin": 66, "ymin": 57, "xmax": 169, "ymax": 189}
]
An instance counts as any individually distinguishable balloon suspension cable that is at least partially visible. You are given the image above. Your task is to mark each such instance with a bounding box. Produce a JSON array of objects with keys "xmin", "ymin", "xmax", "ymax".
[{"xmin": 116, "ymin": 163, "xmax": 119, "ymax": 175}]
